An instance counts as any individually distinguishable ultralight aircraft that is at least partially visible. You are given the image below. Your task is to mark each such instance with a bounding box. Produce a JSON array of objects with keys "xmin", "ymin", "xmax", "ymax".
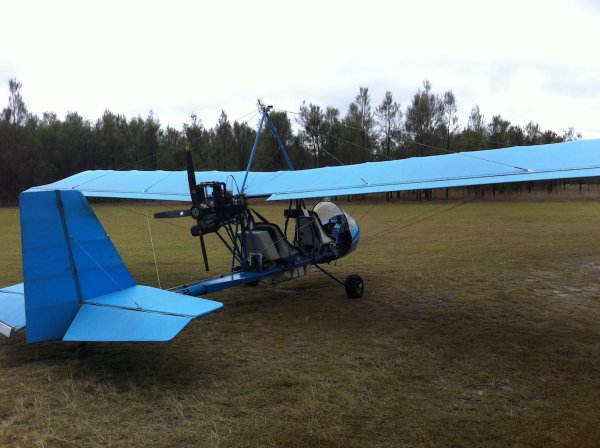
[{"xmin": 1, "ymin": 104, "xmax": 600, "ymax": 357}]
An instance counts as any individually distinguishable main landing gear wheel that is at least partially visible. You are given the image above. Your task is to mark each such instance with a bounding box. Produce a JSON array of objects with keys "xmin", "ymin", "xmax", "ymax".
[{"xmin": 345, "ymin": 274, "xmax": 364, "ymax": 299}]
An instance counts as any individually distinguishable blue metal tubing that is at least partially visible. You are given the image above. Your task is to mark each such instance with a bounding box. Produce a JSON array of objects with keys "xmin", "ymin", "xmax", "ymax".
[
  {"xmin": 173, "ymin": 266, "xmax": 287, "ymax": 296},
  {"xmin": 265, "ymin": 114, "xmax": 295, "ymax": 171},
  {"xmin": 173, "ymin": 256, "xmax": 320, "ymax": 297},
  {"xmin": 241, "ymin": 112, "xmax": 267, "ymax": 193},
  {"xmin": 172, "ymin": 237, "xmax": 359, "ymax": 297}
]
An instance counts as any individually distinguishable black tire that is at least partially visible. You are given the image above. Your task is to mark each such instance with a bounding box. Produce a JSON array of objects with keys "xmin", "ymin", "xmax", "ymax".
[{"xmin": 345, "ymin": 274, "xmax": 364, "ymax": 299}]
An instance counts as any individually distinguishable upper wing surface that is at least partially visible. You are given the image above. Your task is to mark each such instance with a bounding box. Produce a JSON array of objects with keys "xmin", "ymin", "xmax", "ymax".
[
  {"xmin": 28, "ymin": 169, "xmax": 285, "ymax": 201},
  {"xmin": 267, "ymin": 139, "xmax": 600, "ymax": 200},
  {"xmin": 28, "ymin": 139, "xmax": 600, "ymax": 201}
]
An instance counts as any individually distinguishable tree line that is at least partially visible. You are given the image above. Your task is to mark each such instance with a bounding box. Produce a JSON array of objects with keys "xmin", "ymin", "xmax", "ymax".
[{"xmin": 0, "ymin": 78, "xmax": 582, "ymax": 204}]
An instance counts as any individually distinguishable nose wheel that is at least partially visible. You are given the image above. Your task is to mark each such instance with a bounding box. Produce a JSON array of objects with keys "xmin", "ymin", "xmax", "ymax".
[
  {"xmin": 345, "ymin": 274, "xmax": 364, "ymax": 299},
  {"xmin": 314, "ymin": 265, "xmax": 364, "ymax": 299}
]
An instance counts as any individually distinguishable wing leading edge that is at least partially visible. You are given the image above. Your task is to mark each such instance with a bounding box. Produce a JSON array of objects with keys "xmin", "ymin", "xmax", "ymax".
[{"xmin": 27, "ymin": 139, "xmax": 600, "ymax": 201}]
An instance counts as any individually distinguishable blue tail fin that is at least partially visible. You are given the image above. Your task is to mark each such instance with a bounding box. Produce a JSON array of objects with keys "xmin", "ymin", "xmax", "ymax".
[
  {"xmin": 20, "ymin": 190, "xmax": 136, "ymax": 342},
  {"xmin": 19, "ymin": 190, "xmax": 221, "ymax": 343}
]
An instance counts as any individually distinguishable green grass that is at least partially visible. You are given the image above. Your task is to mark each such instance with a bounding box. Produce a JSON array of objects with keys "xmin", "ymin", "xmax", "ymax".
[{"xmin": 2, "ymin": 200, "xmax": 600, "ymax": 447}]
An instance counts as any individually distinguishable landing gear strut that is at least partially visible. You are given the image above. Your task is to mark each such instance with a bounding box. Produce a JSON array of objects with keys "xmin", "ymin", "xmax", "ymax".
[{"xmin": 314, "ymin": 265, "xmax": 364, "ymax": 299}]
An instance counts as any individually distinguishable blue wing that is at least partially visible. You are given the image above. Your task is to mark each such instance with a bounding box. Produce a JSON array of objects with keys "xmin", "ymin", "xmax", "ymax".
[{"xmin": 27, "ymin": 139, "xmax": 600, "ymax": 201}]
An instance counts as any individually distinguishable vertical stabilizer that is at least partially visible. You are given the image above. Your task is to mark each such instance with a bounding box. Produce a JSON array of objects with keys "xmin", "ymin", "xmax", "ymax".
[{"xmin": 20, "ymin": 190, "xmax": 135, "ymax": 343}]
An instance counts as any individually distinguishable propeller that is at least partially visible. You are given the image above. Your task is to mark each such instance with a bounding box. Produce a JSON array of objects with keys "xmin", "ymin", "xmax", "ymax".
[
  {"xmin": 153, "ymin": 209, "xmax": 191, "ymax": 219},
  {"xmin": 186, "ymin": 147, "xmax": 210, "ymax": 272}
]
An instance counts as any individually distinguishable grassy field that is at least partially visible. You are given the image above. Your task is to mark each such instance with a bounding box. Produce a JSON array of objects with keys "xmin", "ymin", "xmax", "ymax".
[{"xmin": 1, "ymin": 200, "xmax": 600, "ymax": 447}]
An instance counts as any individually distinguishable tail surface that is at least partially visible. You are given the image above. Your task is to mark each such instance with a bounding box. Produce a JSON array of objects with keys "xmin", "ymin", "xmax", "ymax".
[{"xmin": 10, "ymin": 189, "xmax": 222, "ymax": 343}]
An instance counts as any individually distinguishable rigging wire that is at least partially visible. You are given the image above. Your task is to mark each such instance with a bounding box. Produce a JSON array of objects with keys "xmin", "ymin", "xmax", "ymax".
[
  {"xmin": 146, "ymin": 211, "xmax": 162, "ymax": 289},
  {"xmin": 401, "ymin": 139, "xmax": 533, "ymax": 172},
  {"xmin": 236, "ymin": 109, "xmax": 261, "ymax": 128},
  {"xmin": 233, "ymin": 109, "xmax": 260, "ymax": 123},
  {"xmin": 253, "ymin": 145, "xmax": 282, "ymax": 172},
  {"xmin": 279, "ymin": 106, "xmax": 526, "ymax": 150},
  {"xmin": 281, "ymin": 107, "xmax": 534, "ymax": 172},
  {"xmin": 70, "ymin": 237, "xmax": 126, "ymax": 291},
  {"xmin": 362, "ymin": 196, "xmax": 479, "ymax": 244},
  {"xmin": 323, "ymin": 130, "xmax": 532, "ymax": 172},
  {"xmin": 353, "ymin": 201, "xmax": 379, "ymax": 224},
  {"xmin": 243, "ymin": 121, "xmax": 292, "ymax": 189},
  {"xmin": 319, "ymin": 145, "xmax": 370, "ymax": 185},
  {"xmin": 69, "ymin": 236, "xmax": 142, "ymax": 310},
  {"xmin": 116, "ymin": 205, "xmax": 188, "ymax": 229}
]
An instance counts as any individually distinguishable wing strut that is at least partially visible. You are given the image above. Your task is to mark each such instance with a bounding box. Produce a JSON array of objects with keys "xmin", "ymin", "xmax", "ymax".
[
  {"xmin": 241, "ymin": 102, "xmax": 295, "ymax": 194},
  {"xmin": 241, "ymin": 106, "xmax": 267, "ymax": 193},
  {"xmin": 265, "ymin": 111, "xmax": 294, "ymax": 171}
]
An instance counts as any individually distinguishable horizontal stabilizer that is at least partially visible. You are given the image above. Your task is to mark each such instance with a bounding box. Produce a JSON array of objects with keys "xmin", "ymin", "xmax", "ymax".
[
  {"xmin": 63, "ymin": 304, "xmax": 193, "ymax": 342},
  {"xmin": 0, "ymin": 284, "xmax": 26, "ymax": 337},
  {"xmin": 84, "ymin": 284, "xmax": 222, "ymax": 317},
  {"xmin": 64, "ymin": 283, "xmax": 223, "ymax": 342}
]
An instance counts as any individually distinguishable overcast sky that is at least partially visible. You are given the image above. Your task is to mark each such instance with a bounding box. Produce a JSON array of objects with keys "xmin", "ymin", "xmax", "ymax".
[{"xmin": 2, "ymin": 0, "xmax": 599, "ymax": 138}]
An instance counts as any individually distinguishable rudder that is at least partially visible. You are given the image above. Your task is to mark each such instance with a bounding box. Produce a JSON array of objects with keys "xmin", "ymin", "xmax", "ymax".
[{"xmin": 20, "ymin": 190, "xmax": 135, "ymax": 343}]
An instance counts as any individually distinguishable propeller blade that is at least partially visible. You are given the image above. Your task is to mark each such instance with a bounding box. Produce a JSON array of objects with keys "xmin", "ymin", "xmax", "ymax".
[
  {"xmin": 185, "ymin": 146, "xmax": 209, "ymax": 271},
  {"xmin": 199, "ymin": 234, "xmax": 210, "ymax": 271},
  {"xmin": 185, "ymin": 147, "xmax": 200, "ymax": 204},
  {"xmin": 153, "ymin": 210, "xmax": 192, "ymax": 219}
]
